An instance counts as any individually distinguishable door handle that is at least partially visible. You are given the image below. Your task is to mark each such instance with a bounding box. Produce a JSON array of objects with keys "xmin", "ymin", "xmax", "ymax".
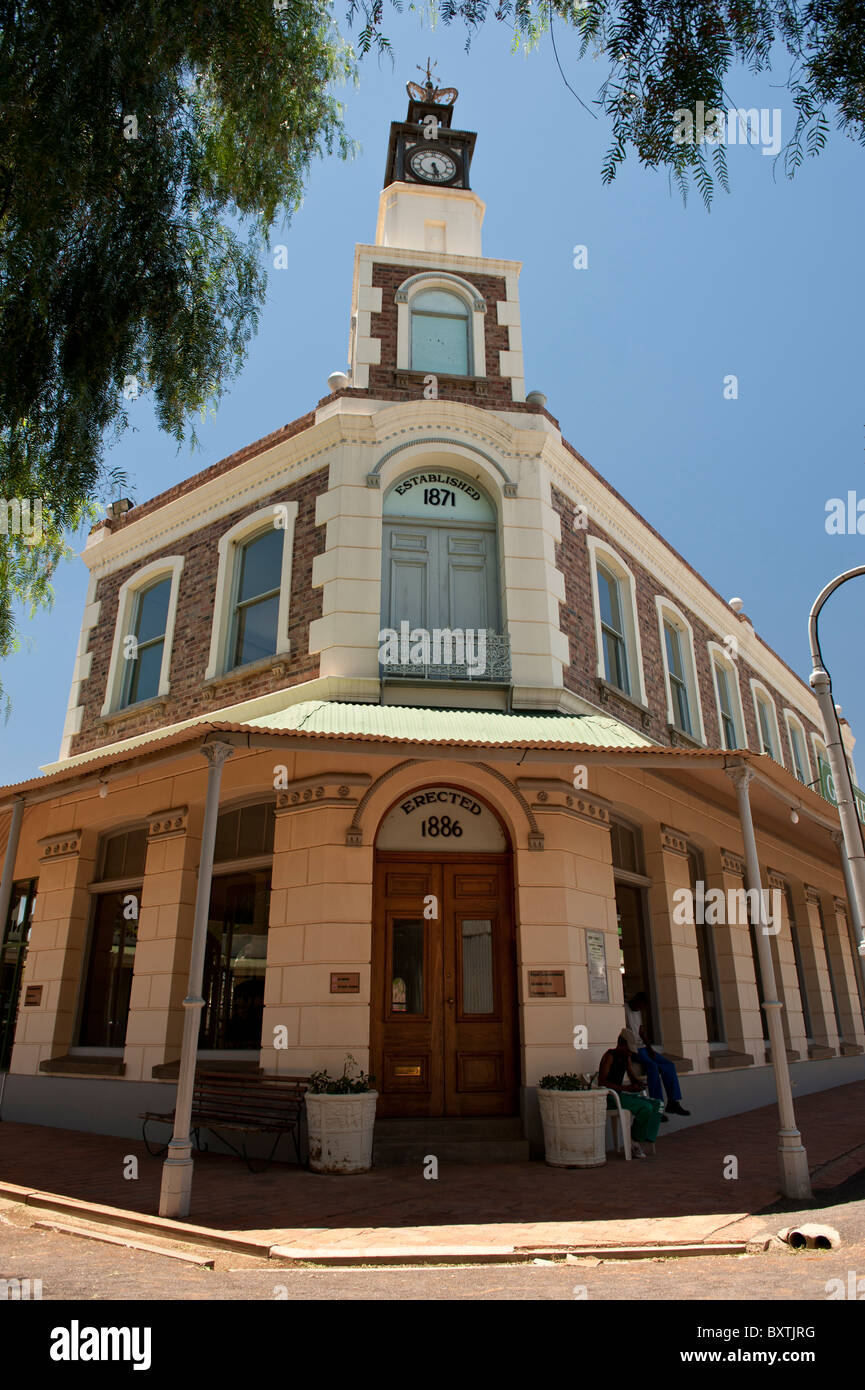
[{"xmin": 446, "ymin": 997, "xmax": 455, "ymax": 1007}]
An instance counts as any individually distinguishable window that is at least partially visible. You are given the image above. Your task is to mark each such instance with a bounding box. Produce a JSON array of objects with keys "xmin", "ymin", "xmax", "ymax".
[
  {"xmin": 230, "ymin": 528, "xmax": 283, "ymax": 670},
  {"xmin": 119, "ymin": 578, "xmax": 171, "ymax": 708},
  {"xmin": 101, "ymin": 557, "xmax": 184, "ymax": 716},
  {"xmin": 410, "ymin": 289, "xmax": 471, "ymax": 375},
  {"xmin": 816, "ymin": 897, "xmax": 844, "ymax": 1041},
  {"xmin": 687, "ymin": 846, "xmax": 724, "ymax": 1043},
  {"xmin": 785, "ymin": 712, "xmax": 812, "ymax": 785},
  {"xmin": 709, "ymin": 645, "xmax": 745, "ymax": 750},
  {"xmin": 597, "ymin": 563, "xmax": 630, "ymax": 694},
  {"xmin": 752, "ymin": 684, "xmax": 783, "ymax": 764},
  {"xmin": 657, "ymin": 602, "xmax": 703, "ymax": 741},
  {"xmin": 79, "ymin": 829, "xmax": 147, "ymax": 1050},
  {"xmin": 0, "ymin": 879, "xmax": 37, "ymax": 1070},
  {"xmin": 785, "ymin": 886, "xmax": 813, "ymax": 1040},
  {"xmin": 206, "ymin": 504, "xmax": 297, "ymax": 681}
]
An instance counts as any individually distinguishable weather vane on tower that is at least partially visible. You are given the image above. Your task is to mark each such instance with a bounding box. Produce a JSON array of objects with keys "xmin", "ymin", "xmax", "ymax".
[{"xmin": 406, "ymin": 58, "xmax": 458, "ymax": 106}]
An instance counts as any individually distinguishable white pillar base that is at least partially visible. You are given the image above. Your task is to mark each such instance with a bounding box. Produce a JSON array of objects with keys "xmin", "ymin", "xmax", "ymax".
[
  {"xmin": 778, "ymin": 1129, "xmax": 812, "ymax": 1201},
  {"xmin": 159, "ymin": 1140, "xmax": 194, "ymax": 1219}
]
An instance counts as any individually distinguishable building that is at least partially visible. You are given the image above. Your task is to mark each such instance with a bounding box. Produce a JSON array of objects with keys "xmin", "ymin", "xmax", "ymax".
[{"xmin": 2, "ymin": 75, "xmax": 864, "ymax": 1158}]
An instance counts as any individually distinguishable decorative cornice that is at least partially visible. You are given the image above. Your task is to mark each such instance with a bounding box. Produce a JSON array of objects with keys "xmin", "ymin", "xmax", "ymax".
[
  {"xmin": 147, "ymin": 807, "xmax": 188, "ymax": 840},
  {"xmin": 720, "ymin": 848, "xmax": 745, "ymax": 877},
  {"xmin": 276, "ymin": 775, "xmax": 369, "ymax": 814},
  {"xmin": 804, "ymin": 884, "xmax": 822, "ymax": 906},
  {"xmin": 39, "ymin": 829, "xmax": 83, "ymax": 861},
  {"xmin": 766, "ymin": 869, "xmax": 787, "ymax": 892},
  {"xmin": 517, "ymin": 778, "xmax": 610, "ymax": 831},
  {"xmin": 833, "ymin": 896, "xmax": 848, "ymax": 917},
  {"xmin": 660, "ymin": 824, "xmax": 688, "ymax": 856}
]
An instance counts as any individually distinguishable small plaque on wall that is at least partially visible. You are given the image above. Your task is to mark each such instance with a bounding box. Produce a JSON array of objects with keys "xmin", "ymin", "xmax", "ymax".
[
  {"xmin": 586, "ymin": 930, "xmax": 609, "ymax": 1003},
  {"xmin": 528, "ymin": 970, "xmax": 566, "ymax": 998},
  {"xmin": 24, "ymin": 985, "xmax": 43, "ymax": 1007},
  {"xmin": 330, "ymin": 973, "xmax": 360, "ymax": 994}
]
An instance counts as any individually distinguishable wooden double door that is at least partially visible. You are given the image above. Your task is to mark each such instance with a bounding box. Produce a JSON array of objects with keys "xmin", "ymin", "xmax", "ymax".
[{"xmin": 372, "ymin": 853, "xmax": 518, "ymax": 1117}]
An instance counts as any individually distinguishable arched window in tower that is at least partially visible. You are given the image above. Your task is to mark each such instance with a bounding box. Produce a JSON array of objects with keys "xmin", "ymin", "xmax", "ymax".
[{"xmin": 410, "ymin": 289, "xmax": 472, "ymax": 375}]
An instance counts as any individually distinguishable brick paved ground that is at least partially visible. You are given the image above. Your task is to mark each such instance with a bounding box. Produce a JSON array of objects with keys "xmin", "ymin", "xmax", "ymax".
[{"xmin": 1, "ymin": 1081, "xmax": 863, "ymax": 1252}]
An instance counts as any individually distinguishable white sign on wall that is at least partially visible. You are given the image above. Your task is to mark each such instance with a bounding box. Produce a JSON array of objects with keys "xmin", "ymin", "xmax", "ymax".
[
  {"xmin": 384, "ymin": 472, "xmax": 494, "ymax": 523},
  {"xmin": 377, "ymin": 787, "xmax": 506, "ymax": 852}
]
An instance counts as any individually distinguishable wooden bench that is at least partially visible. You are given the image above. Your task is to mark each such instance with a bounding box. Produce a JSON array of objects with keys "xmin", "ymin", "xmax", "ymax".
[{"xmin": 141, "ymin": 1070, "xmax": 309, "ymax": 1172}]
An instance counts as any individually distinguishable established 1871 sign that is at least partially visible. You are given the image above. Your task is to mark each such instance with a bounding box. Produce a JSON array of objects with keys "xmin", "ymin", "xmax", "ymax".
[{"xmin": 377, "ymin": 787, "xmax": 506, "ymax": 852}]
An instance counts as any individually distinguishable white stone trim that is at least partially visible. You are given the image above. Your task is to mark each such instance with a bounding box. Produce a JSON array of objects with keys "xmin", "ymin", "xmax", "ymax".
[
  {"xmin": 750, "ymin": 677, "xmax": 785, "ymax": 767},
  {"xmin": 655, "ymin": 597, "xmax": 706, "ymax": 744},
  {"xmin": 810, "ymin": 732, "xmax": 829, "ymax": 778},
  {"xmin": 586, "ymin": 537, "xmax": 648, "ymax": 706},
  {"xmin": 205, "ymin": 504, "xmax": 298, "ymax": 680},
  {"xmin": 59, "ymin": 571, "xmax": 100, "ymax": 759},
  {"xmin": 100, "ymin": 556, "xmax": 185, "ymax": 717},
  {"xmin": 784, "ymin": 708, "xmax": 813, "ymax": 785},
  {"xmin": 707, "ymin": 641, "xmax": 748, "ymax": 750}
]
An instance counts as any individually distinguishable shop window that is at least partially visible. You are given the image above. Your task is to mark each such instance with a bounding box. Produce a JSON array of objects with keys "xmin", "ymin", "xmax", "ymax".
[
  {"xmin": 785, "ymin": 886, "xmax": 813, "ymax": 1040},
  {"xmin": 0, "ymin": 879, "xmax": 37, "ymax": 1070},
  {"xmin": 687, "ymin": 846, "xmax": 724, "ymax": 1043},
  {"xmin": 100, "ymin": 827, "xmax": 148, "ymax": 881},
  {"xmin": 79, "ymin": 890, "xmax": 140, "ymax": 1048},
  {"xmin": 610, "ymin": 819, "xmax": 644, "ymax": 875},
  {"xmin": 200, "ymin": 869, "xmax": 271, "ymax": 1050},
  {"xmin": 214, "ymin": 802, "xmax": 275, "ymax": 863}
]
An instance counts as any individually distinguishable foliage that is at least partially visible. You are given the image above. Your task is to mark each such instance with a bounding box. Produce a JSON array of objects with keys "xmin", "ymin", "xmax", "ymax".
[
  {"xmin": 0, "ymin": 0, "xmax": 354, "ymax": 688},
  {"xmin": 345, "ymin": 1, "xmax": 865, "ymax": 206},
  {"xmin": 537, "ymin": 1072, "xmax": 598, "ymax": 1090},
  {"xmin": 308, "ymin": 1054, "xmax": 376, "ymax": 1093}
]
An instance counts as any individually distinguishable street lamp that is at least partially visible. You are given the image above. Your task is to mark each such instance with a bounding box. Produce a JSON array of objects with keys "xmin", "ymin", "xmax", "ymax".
[{"xmin": 808, "ymin": 567, "xmax": 865, "ymax": 975}]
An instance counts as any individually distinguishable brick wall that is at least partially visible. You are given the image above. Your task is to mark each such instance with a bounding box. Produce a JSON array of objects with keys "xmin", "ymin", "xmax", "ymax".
[
  {"xmin": 69, "ymin": 466, "xmax": 328, "ymax": 756},
  {"xmin": 550, "ymin": 484, "xmax": 822, "ymax": 760},
  {"xmin": 366, "ymin": 262, "xmax": 515, "ymax": 405}
]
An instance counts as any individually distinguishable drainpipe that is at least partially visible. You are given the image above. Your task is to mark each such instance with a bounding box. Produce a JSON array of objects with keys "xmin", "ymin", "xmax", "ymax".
[
  {"xmin": 808, "ymin": 568, "xmax": 865, "ymax": 947},
  {"xmin": 726, "ymin": 764, "xmax": 812, "ymax": 1200},
  {"xmin": 159, "ymin": 742, "xmax": 234, "ymax": 1219},
  {"xmin": 0, "ymin": 798, "xmax": 25, "ymax": 943}
]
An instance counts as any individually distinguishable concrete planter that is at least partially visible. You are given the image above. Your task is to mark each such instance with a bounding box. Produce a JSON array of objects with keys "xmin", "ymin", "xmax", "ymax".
[
  {"xmin": 305, "ymin": 1091, "xmax": 379, "ymax": 1174},
  {"xmin": 537, "ymin": 1086, "xmax": 609, "ymax": 1168}
]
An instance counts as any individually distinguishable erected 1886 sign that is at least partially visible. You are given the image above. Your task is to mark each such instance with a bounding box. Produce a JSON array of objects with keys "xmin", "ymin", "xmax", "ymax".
[{"xmin": 377, "ymin": 787, "xmax": 507, "ymax": 852}]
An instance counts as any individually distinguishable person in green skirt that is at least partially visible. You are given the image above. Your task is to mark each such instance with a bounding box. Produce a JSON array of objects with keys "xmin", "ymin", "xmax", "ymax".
[{"xmin": 597, "ymin": 1029, "xmax": 664, "ymax": 1159}]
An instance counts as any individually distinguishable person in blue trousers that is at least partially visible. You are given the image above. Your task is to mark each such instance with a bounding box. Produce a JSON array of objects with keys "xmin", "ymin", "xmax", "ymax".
[{"xmin": 625, "ymin": 991, "xmax": 690, "ymax": 1118}]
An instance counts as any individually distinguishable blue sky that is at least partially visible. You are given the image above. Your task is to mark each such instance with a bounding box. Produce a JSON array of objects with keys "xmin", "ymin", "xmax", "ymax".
[{"xmin": 2, "ymin": 9, "xmax": 864, "ymax": 784}]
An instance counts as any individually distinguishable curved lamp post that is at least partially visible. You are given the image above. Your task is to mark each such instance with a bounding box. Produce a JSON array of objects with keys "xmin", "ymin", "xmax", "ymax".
[{"xmin": 808, "ymin": 566, "xmax": 865, "ymax": 972}]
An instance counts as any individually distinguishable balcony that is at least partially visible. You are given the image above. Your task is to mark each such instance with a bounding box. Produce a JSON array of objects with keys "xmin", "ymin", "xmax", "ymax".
[{"xmin": 379, "ymin": 629, "xmax": 511, "ymax": 685}]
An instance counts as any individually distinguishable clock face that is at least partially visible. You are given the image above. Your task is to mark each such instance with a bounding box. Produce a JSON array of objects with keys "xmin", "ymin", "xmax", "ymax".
[{"xmin": 408, "ymin": 144, "xmax": 458, "ymax": 185}]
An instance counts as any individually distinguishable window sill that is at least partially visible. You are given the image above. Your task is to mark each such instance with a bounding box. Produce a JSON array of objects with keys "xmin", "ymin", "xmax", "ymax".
[
  {"xmin": 667, "ymin": 723, "xmax": 704, "ymax": 750},
  {"xmin": 596, "ymin": 678, "xmax": 652, "ymax": 730},
  {"xmin": 39, "ymin": 1054, "xmax": 126, "ymax": 1077},
  {"xmin": 391, "ymin": 368, "xmax": 490, "ymax": 395},
  {"xmin": 203, "ymin": 650, "xmax": 291, "ymax": 698},
  {"xmin": 100, "ymin": 694, "xmax": 169, "ymax": 726}
]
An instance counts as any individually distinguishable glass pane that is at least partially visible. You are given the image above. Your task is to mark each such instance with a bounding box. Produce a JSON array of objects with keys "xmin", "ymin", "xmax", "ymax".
[
  {"xmin": 791, "ymin": 728, "xmax": 807, "ymax": 781},
  {"xmin": 597, "ymin": 566, "xmax": 623, "ymax": 634},
  {"xmin": 134, "ymin": 578, "xmax": 171, "ymax": 644},
  {"xmin": 664, "ymin": 622, "xmax": 683, "ymax": 679},
  {"xmin": 79, "ymin": 890, "xmax": 140, "ymax": 1047},
  {"xmin": 126, "ymin": 637, "xmax": 164, "ymax": 704},
  {"xmin": 391, "ymin": 919, "xmax": 423, "ymax": 1015},
  {"xmin": 233, "ymin": 593, "xmax": 279, "ymax": 666},
  {"xmin": 200, "ymin": 869, "xmax": 271, "ymax": 1049},
  {"xmin": 237, "ymin": 528, "xmax": 283, "ymax": 604},
  {"xmin": 610, "ymin": 821, "xmax": 641, "ymax": 874},
  {"xmin": 412, "ymin": 290, "xmax": 467, "ymax": 314},
  {"xmin": 100, "ymin": 828, "xmax": 147, "ymax": 881},
  {"xmin": 236, "ymin": 802, "xmax": 275, "ymax": 859},
  {"xmin": 461, "ymin": 918, "xmax": 494, "ymax": 1014},
  {"xmin": 411, "ymin": 313, "xmax": 469, "ymax": 374}
]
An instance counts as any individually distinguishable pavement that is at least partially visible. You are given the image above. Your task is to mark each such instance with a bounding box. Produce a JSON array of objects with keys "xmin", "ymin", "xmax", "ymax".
[{"xmin": 1, "ymin": 1080, "xmax": 864, "ymax": 1263}]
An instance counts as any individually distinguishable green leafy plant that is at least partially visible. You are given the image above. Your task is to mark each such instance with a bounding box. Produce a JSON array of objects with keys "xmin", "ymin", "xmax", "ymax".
[
  {"xmin": 537, "ymin": 1072, "xmax": 597, "ymax": 1091},
  {"xmin": 308, "ymin": 1053, "xmax": 375, "ymax": 1094}
]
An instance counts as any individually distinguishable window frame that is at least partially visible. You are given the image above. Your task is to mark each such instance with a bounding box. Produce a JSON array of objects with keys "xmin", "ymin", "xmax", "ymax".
[
  {"xmin": 101, "ymin": 557, "xmax": 184, "ymax": 716},
  {"xmin": 586, "ymin": 539, "xmax": 648, "ymax": 706},
  {"xmin": 656, "ymin": 599, "xmax": 705, "ymax": 743},
  {"xmin": 751, "ymin": 680, "xmax": 784, "ymax": 766},
  {"xmin": 206, "ymin": 504, "xmax": 298, "ymax": 680},
  {"xmin": 707, "ymin": 642, "xmax": 747, "ymax": 751},
  {"xmin": 395, "ymin": 272, "xmax": 487, "ymax": 380},
  {"xmin": 784, "ymin": 710, "xmax": 813, "ymax": 786},
  {"xmin": 409, "ymin": 288, "xmax": 472, "ymax": 376}
]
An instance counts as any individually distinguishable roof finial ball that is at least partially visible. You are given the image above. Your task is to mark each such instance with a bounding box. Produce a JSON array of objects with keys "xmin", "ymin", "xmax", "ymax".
[
  {"xmin": 327, "ymin": 370, "xmax": 351, "ymax": 394},
  {"xmin": 729, "ymin": 597, "xmax": 744, "ymax": 613}
]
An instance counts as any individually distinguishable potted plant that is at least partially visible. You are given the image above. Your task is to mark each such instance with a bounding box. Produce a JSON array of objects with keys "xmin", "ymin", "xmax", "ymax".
[
  {"xmin": 305, "ymin": 1055, "xmax": 378, "ymax": 1174},
  {"xmin": 536, "ymin": 1072, "xmax": 609, "ymax": 1168}
]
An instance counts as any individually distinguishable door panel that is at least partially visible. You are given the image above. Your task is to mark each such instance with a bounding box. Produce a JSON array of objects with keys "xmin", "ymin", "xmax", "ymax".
[
  {"xmin": 372, "ymin": 853, "xmax": 517, "ymax": 1117},
  {"xmin": 382, "ymin": 522, "xmax": 499, "ymax": 635}
]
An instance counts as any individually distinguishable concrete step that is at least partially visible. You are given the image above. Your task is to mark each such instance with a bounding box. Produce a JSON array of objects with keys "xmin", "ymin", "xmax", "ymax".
[{"xmin": 373, "ymin": 1116, "xmax": 530, "ymax": 1165}]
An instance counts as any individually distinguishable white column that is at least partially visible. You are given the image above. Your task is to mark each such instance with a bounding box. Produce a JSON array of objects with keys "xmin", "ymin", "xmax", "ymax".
[
  {"xmin": 727, "ymin": 765, "xmax": 811, "ymax": 1200},
  {"xmin": 159, "ymin": 742, "xmax": 234, "ymax": 1219}
]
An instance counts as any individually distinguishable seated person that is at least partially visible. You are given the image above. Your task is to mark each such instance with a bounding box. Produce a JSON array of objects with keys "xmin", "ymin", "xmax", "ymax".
[
  {"xmin": 597, "ymin": 1030, "xmax": 664, "ymax": 1159},
  {"xmin": 625, "ymin": 991, "xmax": 690, "ymax": 1118}
]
